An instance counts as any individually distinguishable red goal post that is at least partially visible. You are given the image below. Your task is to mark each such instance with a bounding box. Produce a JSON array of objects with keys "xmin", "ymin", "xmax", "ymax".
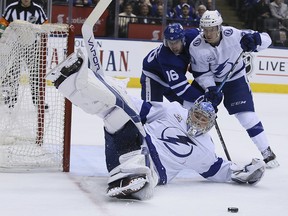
[{"xmin": 0, "ymin": 20, "xmax": 74, "ymax": 172}]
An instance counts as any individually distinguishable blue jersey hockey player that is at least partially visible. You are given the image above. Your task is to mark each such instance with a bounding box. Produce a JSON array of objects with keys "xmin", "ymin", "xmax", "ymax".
[{"xmin": 141, "ymin": 23, "xmax": 203, "ymax": 108}]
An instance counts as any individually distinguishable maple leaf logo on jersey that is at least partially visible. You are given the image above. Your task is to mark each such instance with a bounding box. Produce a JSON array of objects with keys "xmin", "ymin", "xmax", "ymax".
[{"xmin": 159, "ymin": 127, "xmax": 196, "ymax": 157}]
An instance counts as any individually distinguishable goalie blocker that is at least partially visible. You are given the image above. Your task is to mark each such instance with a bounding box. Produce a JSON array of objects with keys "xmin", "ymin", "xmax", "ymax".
[{"xmin": 46, "ymin": 49, "xmax": 266, "ymax": 200}]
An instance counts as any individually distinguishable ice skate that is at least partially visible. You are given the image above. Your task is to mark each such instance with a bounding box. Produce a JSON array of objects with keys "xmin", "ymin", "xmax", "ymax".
[
  {"xmin": 231, "ymin": 158, "xmax": 265, "ymax": 185},
  {"xmin": 261, "ymin": 146, "xmax": 279, "ymax": 168},
  {"xmin": 46, "ymin": 49, "xmax": 84, "ymax": 88},
  {"xmin": 107, "ymin": 174, "xmax": 148, "ymax": 199}
]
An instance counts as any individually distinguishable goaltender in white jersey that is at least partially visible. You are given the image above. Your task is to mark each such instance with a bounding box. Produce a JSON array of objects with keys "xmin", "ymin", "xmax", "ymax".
[
  {"xmin": 189, "ymin": 10, "xmax": 279, "ymax": 168},
  {"xmin": 46, "ymin": 49, "xmax": 266, "ymax": 200}
]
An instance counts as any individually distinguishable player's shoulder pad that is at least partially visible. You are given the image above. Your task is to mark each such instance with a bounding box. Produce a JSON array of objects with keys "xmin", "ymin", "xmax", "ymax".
[
  {"xmin": 191, "ymin": 34, "xmax": 203, "ymax": 48},
  {"xmin": 185, "ymin": 28, "xmax": 200, "ymax": 46},
  {"xmin": 185, "ymin": 28, "xmax": 200, "ymax": 39},
  {"xmin": 222, "ymin": 26, "xmax": 236, "ymax": 38}
]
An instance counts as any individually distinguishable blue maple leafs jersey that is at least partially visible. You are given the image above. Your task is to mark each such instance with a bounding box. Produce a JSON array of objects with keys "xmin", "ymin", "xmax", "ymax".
[{"xmin": 142, "ymin": 28, "xmax": 201, "ymax": 102}]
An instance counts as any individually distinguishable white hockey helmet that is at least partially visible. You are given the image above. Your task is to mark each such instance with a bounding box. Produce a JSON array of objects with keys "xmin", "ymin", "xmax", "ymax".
[
  {"xmin": 200, "ymin": 10, "xmax": 223, "ymax": 28},
  {"xmin": 187, "ymin": 96, "xmax": 216, "ymax": 137}
]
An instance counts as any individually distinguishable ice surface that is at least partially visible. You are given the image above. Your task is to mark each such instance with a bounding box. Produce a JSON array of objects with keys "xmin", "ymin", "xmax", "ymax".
[{"xmin": 1, "ymin": 89, "xmax": 287, "ymax": 216}]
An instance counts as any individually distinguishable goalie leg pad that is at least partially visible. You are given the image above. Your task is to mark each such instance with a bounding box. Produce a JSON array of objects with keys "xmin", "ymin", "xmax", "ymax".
[
  {"xmin": 45, "ymin": 49, "xmax": 85, "ymax": 86},
  {"xmin": 105, "ymin": 120, "xmax": 144, "ymax": 172},
  {"xmin": 57, "ymin": 70, "xmax": 117, "ymax": 116},
  {"xmin": 49, "ymin": 49, "xmax": 145, "ymax": 135},
  {"xmin": 106, "ymin": 148, "xmax": 158, "ymax": 200},
  {"xmin": 104, "ymin": 107, "xmax": 131, "ymax": 134}
]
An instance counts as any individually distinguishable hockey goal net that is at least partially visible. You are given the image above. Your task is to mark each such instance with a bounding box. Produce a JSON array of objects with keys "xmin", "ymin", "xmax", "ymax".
[{"xmin": 0, "ymin": 20, "xmax": 74, "ymax": 171}]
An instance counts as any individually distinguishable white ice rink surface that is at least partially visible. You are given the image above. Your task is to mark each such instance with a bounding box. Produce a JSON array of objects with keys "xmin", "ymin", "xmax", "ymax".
[{"xmin": 1, "ymin": 89, "xmax": 288, "ymax": 216}]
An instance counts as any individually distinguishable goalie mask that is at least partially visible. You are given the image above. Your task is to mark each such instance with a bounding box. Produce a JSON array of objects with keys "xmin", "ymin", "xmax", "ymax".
[{"xmin": 187, "ymin": 97, "xmax": 216, "ymax": 137}]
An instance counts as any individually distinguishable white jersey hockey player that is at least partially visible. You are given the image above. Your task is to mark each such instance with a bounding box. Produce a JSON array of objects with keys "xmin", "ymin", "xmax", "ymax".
[
  {"xmin": 46, "ymin": 49, "xmax": 266, "ymax": 200},
  {"xmin": 189, "ymin": 10, "xmax": 279, "ymax": 168}
]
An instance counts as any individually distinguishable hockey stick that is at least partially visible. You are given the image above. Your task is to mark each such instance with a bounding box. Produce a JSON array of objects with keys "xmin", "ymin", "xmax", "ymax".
[
  {"xmin": 81, "ymin": 0, "xmax": 112, "ymax": 75},
  {"xmin": 215, "ymin": 120, "xmax": 231, "ymax": 161},
  {"xmin": 217, "ymin": 51, "xmax": 244, "ymax": 93},
  {"xmin": 81, "ymin": 0, "xmax": 146, "ymax": 136},
  {"xmin": 214, "ymin": 51, "xmax": 245, "ymax": 161}
]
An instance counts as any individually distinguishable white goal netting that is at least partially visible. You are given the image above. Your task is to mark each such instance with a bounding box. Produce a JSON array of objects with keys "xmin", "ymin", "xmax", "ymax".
[{"xmin": 0, "ymin": 20, "xmax": 72, "ymax": 171}]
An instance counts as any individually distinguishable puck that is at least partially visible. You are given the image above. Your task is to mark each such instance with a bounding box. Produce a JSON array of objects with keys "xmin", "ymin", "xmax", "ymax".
[{"xmin": 228, "ymin": 207, "xmax": 239, "ymax": 213}]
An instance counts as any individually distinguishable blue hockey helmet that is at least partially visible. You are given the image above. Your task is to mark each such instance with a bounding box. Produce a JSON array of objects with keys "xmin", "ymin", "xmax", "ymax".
[{"xmin": 164, "ymin": 23, "xmax": 185, "ymax": 41}]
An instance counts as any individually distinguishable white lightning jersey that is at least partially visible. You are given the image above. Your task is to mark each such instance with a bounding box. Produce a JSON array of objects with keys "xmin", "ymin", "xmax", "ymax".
[
  {"xmin": 131, "ymin": 97, "xmax": 233, "ymax": 184},
  {"xmin": 189, "ymin": 26, "xmax": 272, "ymax": 89},
  {"xmin": 55, "ymin": 60, "xmax": 234, "ymax": 185}
]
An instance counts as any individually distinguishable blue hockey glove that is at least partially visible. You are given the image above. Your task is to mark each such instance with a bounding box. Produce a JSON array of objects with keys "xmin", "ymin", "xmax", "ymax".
[
  {"xmin": 204, "ymin": 86, "xmax": 223, "ymax": 108},
  {"xmin": 240, "ymin": 32, "xmax": 262, "ymax": 52}
]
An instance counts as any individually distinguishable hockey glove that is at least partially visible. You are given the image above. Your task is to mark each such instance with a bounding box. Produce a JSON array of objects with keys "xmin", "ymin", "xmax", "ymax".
[
  {"xmin": 240, "ymin": 32, "xmax": 261, "ymax": 52},
  {"xmin": 204, "ymin": 86, "xmax": 223, "ymax": 108}
]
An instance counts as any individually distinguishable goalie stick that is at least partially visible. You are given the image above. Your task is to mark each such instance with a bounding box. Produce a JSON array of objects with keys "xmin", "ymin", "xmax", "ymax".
[
  {"xmin": 217, "ymin": 51, "xmax": 244, "ymax": 93},
  {"xmin": 215, "ymin": 120, "xmax": 231, "ymax": 161},
  {"xmin": 81, "ymin": 0, "xmax": 112, "ymax": 76},
  {"xmin": 81, "ymin": 0, "xmax": 146, "ymax": 136}
]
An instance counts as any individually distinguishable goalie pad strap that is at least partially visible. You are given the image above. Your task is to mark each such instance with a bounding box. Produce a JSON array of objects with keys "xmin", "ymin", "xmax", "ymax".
[{"xmin": 104, "ymin": 107, "xmax": 131, "ymax": 133}]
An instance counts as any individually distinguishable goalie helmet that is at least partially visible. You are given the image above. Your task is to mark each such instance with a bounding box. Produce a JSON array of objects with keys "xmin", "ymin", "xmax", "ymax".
[
  {"xmin": 200, "ymin": 10, "xmax": 223, "ymax": 28},
  {"xmin": 187, "ymin": 97, "xmax": 216, "ymax": 137}
]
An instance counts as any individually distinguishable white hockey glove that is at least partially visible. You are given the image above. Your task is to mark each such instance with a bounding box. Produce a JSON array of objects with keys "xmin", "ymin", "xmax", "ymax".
[{"xmin": 231, "ymin": 158, "xmax": 265, "ymax": 185}]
